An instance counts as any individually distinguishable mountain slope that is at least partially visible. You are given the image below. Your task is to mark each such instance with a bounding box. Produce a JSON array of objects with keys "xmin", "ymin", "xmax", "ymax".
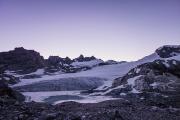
[
  {"xmin": 1, "ymin": 45, "xmax": 180, "ymax": 105},
  {"xmin": 106, "ymin": 45, "xmax": 180, "ymax": 108}
]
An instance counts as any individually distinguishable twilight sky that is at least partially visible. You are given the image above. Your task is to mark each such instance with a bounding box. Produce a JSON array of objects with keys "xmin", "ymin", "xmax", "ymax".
[{"xmin": 0, "ymin": 0, "xmax": 180, "ymax": 61}]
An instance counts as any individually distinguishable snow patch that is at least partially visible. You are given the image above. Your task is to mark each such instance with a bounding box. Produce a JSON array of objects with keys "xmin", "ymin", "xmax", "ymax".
[
  {"xmin": 150, "ymin": 82, "xmax": 158, "ymax": 88},
  {"xmin": 137, "ymin": 53, "xmax": 160, "ymax": 64},
  {"xmin": 172, "ymin": 60, "xmax": 177, "ymax": 65},
  {"xmin": 163, "ymin": 61, "xmax": 170, "ymax": 68},
  {"xmin": 170, "ymin": 52, "xmax": 180, "ymax": 56},
  {"xmin": 127, "ymin": 75, "xmax": 142, "ymax": 93},
  {"xmin": 120, "ymin": 93, "xmax": 126, "ymax": 96},
  {"xmin": 166, "ymin": 55, "xmax": 180, "ymax": 61},
  {"xmin": 23, "ymin": 91, "xmax": 81, "ymax": 102},
  {"xmin": 54, "ymin": 96, "xmax": 119, "ymax": 104},
  {"xmin": 22, "ymin": 91, "xmax": 119, "ymax": 104},
  {"xmin": 71, "ymin": 59, "xmax": 103, "ymax": 67},
  {"xmin": 135, "ymin": 68, "xmax": 141, "ymax": 74},
  {"xmin": 3, "ymin": 77, "xmax": 10, "ymax": 81},
  {"xmin": 26, "ymin": 69, "xmax": 44, "ymax": 75},
  {"xmin": 102, "ymin": 85, "xmax": 125, "ymax": 95},
  {"xmin": 5, "ymin": 70, "xmax": 22, "ymax": 77}
]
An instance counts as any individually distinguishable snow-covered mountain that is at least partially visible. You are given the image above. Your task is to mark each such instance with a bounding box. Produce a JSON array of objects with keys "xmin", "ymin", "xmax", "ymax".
[
  {"xmin": 0, "ymin": 47, "xmax": 122, "ymax": 75},
  {"xmin": 104, "ymin": 45, "xmax": 180, "ymax": 108},
  {"xmin": 1, "ymin": 45, "xmax": 180, "ymax": 105},
  {"xmin": 46, "ymin": 54, "xmax": 124, "ymax": 74}
]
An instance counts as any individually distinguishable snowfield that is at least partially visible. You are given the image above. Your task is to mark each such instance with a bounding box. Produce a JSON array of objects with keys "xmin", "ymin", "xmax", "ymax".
[
  {"xmin": 71, "ymin": 59, "xmax": 104, "ymax": 67},
  {"xmin": 12, "ymin": 53, "xmax": 161, "ymax": 88},
  {"xmin": 12, "ymin": 62, "xmax": 137, "ymax": 88}
]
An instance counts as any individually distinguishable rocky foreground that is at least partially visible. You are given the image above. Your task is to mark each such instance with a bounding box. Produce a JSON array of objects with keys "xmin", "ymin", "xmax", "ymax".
[
  {"xmin": 1, "ymin": 89, "xmax": 180, "ymax": 120},
  {"xmin": 1, "ymin": 68, "xmax": 180, "ymax": 120}
]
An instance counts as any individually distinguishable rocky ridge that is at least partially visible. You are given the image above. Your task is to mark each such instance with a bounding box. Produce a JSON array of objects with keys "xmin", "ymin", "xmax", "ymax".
[
  {"xmin": 0, "ymin": 47, "xmax": 120, "ymax": 76},
  {"xmin": 107, "ymin": 45, "xmax": 180, "ymax": 108}
]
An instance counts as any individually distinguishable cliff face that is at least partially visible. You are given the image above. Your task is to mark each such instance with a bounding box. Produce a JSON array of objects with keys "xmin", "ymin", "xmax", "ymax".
[
  {"xmin": 0, "ymin": 80, "xmax": 25, "ymax": 102},
  {"xmin": 0, "ymin": 47, "xmax": 45, "ymax": 74}
]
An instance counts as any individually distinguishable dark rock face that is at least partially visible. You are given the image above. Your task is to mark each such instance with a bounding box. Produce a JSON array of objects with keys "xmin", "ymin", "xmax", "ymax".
[
  {"xmin": 46, "ymin": 56, "xmax": 74, "ymax": 73},
  {"xmin": 0, "ymin": 80, "xmax": 25, "ymax": 102},
  {"xmin": 0, "ymin": 47, "xmax": 45, "ymax": 74},
  {"xmin": 46, "ymin": 55, "xmax": 97, "ymax": 73},
  {"xmin": 73, "ymin": 54, "xmax": 96, "ymax": 62},
  {"xmin": 47, "ymin": 56, "xmax": 62, "ymax": 65},
  {"xmin": 156, "ymin": 45, "xmax": 180, "ymax": 58},
  {"xmin": 47, "ymin": 56, "xmax": 73, "ymax": 66}
]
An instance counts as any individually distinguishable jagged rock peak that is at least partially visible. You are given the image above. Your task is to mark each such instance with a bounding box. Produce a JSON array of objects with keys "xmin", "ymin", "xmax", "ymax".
[
  {"xmin": 14, "ymin": 47, "xmax": 25, "ymax": 50},
  {"xmin": 48, "ymin": 56, "xmax": 62, "ymax": 64},
  {"xmin": 12, "ymin": 47, "xmax": 39, "ymax": 54},
  {"xmin": 74, "ymin": 54, "xmax": 96, "ymax": 62},
  {"xmin": 78, "ymin": 54, "xmax": 84, "ymax": 59},
  {"xmin": 155, "ymin": 45, "xmax": 180, "ymax": 58},
  {"xmin": 47, "ymin": 56, "xmax": 73, "ymax": 65}
]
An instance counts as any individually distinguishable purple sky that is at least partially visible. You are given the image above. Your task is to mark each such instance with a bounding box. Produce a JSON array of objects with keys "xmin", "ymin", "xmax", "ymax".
[{"xmin": 0, "ymin": 0, "xmax": 180, "ymax": 61}]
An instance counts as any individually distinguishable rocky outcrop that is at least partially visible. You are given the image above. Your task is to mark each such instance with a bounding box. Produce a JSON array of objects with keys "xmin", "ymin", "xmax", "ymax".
[
  {"xmin": 109, "ymin": 45, "xmax": 180, "ymax": 109},
  {"xmin": 113, "ymin": 59, "xmax": 180, "ymax": 87},
  {"xmin": 0, "ymin": 47, "xmax": 45, "ymax": 74},
  {"xmin": 46, "ymin": 55, "xmax": 102, "ymax": 73},
  {"xmin": 47, "ymin": 56, "xmax": 63, "ymax": 65},
  {"xmin": 73, "ymin": 55, "xmax": 96, "ymax": 62},
  {"xmin": 156, "ymin": 45, "xmax": 180, "ymax": 58},
  {"xmin": 47, "ymin": 56, "xmax": 73, "ymax": 66},
  {"xmin": 0, "ymin": 80, "xmax": 25, "ymax": 102},
  {"xmin": 0, "ymin": 47, "xmax": 117, "ymax": 75},
  {"xmin": 46, "ymin": 56, "xmax": 72, "ymax": 73},
  {"xmin": 109, "ymin": 59, "xmax": 180, "ymax": 108}
]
